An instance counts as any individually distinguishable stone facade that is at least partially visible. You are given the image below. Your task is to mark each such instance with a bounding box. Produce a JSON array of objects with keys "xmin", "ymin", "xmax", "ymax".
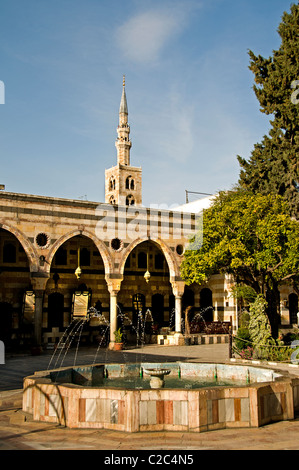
[{"xmin": 0, "ymin": 78, "xmax": 297, "ymax": 348}]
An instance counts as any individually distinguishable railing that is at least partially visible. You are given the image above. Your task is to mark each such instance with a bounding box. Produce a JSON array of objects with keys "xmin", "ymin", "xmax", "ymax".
[{"xmin": 189, "ymin": 321, "xmax": 231, "ymax": 335}]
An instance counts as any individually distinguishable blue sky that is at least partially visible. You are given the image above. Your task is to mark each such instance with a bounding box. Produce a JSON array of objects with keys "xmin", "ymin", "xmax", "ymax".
[{"xmin": 0, "ymin": 0, "xmax": 294, "ymax": 207}]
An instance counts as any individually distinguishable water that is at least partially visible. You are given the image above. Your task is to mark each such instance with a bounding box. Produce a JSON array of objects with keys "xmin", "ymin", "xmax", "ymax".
[
  {"xmin": 47, "ymin": 305, "xmax": 153, "ymax": 371},
  {"xmin": 92, "ymin": 375, "xmax": 245, "ymax": 390}
]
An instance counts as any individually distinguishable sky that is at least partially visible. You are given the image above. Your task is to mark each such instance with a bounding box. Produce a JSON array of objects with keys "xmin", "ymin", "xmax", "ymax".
[{"xmin": 0, "ymin": 0, "xmax": 295, "ymax": 208}]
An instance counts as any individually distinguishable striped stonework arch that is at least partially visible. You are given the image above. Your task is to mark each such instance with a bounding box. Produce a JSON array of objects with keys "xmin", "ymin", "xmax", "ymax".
[
  {"xmin": 0, "ymin": 222, "xmax": 39, "ymax": 271},
  {"xmin": 118, "ymin": 237, "xmax": 179, "ymax": 279},
  {"xmin": 46, "ymin": 229, "xmax": 114, "ymax": 276}
]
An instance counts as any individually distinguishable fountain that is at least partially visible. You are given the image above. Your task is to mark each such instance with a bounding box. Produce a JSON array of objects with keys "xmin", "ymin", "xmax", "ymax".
[
  {"xmin": 23, "ymin": 360, "xmax": 299, "ymax": 432},
  {"xmin": 143, "ymin": 367, "xmax": 171, "ymax": 388},
  {"xmin": 24, "ymin": 306, "xmax": 299, "ymax": 433}
]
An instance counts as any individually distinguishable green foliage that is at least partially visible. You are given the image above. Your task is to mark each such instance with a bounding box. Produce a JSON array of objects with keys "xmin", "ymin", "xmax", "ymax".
[
  {"xmin": 238, "ymin": 4, "xmax": 299, "ymax": 218},
  {"xmin": 231, "ymin": 285, "xmax": 257, "ymax": 304},
  {"xmin": 281, "ymin": 326, "xmax": 299, "ymax": 346},
  {"xmin": 239, "ymin": 310, "xmax": 250, "ymax": 329},
  {"xmin": 114, "ymin": 328, "xmax": 123, "ymax": 343},
  {"xmin": 248, "ymin": 295, "xmax": 273, "ymax": 348},
  {"xmin": 181, "ymin": 189, "xmax": 299, "ymax": 337},
  {"xmin": 248, "ymin": 295, "xmax": 291, "ymax": 361},
  {"xmin": 235, "ymin": 327, "xmax": 251, "ymax": 351},
  {"xmin": 181, "ymin": 190, "xmax": 299, "ymax": 290}
]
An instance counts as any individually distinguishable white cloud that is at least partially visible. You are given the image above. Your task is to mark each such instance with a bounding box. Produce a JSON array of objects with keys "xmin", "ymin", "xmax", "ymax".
[{"xmin": 115, "ymin": 9, "xmax": 184, "ymax": 64}]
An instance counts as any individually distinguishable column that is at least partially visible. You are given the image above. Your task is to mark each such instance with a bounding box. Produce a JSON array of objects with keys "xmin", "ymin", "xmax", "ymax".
[
  {"xmin": 106, "ymin": 275, "xmax": 123, "ymax": 350},
  {"xmin": 175, "ymin": 295, "xmax": 183, "ymax": 332},
  {"xmin": 34, "ymin": 290, "xmax": 44, "ymax": 345},
  {"xmin": 171, "ymin": 280, "xmax": 185, "ymax": 333},
  {"xmin": 109, "ymin": 291, "xmax": 118, "ymax": 346},
  {"xmin": 30, "ymin": 273, "xmax": 49, "ymax": 346}
]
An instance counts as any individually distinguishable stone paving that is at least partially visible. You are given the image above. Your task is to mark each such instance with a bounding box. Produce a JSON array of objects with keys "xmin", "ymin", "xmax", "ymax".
[{"xmin": 1, "ymin": 343, "xmax": 299, "ymax": 450}]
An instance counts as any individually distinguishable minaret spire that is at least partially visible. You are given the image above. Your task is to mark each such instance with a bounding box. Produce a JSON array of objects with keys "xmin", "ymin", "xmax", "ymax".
[
  {"xmin": 119, "ymin": 75, "xmax": 128, "ymax": 117},
  {"xmin": 116, "ymin": 75, "xmax": 131, "ymax": 165}
]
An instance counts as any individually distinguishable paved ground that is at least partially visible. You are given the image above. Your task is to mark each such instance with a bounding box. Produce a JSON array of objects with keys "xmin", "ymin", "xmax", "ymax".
[{"xmin": 1, "ymin": 342, "xmax": 299, "ymax": 451}]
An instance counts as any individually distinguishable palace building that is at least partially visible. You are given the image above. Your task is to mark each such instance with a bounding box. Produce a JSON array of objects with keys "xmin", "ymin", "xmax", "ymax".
[{"xmin": 0, "ymin": 79, "xmax": 297, "ymax": 349}]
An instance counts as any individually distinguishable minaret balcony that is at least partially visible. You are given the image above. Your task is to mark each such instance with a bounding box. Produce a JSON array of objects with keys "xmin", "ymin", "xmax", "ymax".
[{"xmin": 115, "ymin": 139, "xmax": 132, "ymax": 146}]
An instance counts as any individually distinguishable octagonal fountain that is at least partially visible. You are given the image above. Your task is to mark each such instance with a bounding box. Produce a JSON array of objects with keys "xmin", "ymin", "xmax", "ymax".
[{"xmin": 23, "ymin": 361, "xmax": 299, "ymax": 432}]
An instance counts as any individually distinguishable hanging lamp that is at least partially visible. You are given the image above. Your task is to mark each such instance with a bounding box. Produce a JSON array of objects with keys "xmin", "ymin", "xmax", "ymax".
[
  {"xmin": 144, "ymin": 243, "xmax": 151, "ymax": 283},
  {"xmin": 75, "ymin": 247, "xmax": 82, "ymax": 279}
]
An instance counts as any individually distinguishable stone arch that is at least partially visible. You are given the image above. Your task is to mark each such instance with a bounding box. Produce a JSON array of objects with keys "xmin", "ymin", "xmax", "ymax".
[
  {"xmin": 119, "ymin": 238, "xmax": 179, "ymax": 278},
  {"xmin": 0, "ymin": 222, "xmax": 39, "ymax": 271},
  {"xmin": 46, "ymin": 229, "xmax": 113, "ymax": 275}
]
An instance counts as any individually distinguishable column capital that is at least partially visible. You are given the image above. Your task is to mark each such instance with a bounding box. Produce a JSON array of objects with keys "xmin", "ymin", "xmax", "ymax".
[
  {"xmin": 105, "ymin": 274, "xmax": 123, "ymax": 294},
  {"xmin": 30, "ymin": 272, "xmax": 50, "ymax": 291},
  {"xmin": 170, "ymin": 279, "xmax": 185, "ymax": 297}
]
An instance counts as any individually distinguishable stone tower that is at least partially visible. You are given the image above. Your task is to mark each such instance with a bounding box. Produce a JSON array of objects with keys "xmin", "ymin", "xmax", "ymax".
[{"xmin": 105, "ymin": 76, "xmax": 142, "ymax": 206}]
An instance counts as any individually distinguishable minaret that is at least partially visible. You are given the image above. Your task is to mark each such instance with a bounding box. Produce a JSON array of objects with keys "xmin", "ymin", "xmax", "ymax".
[
  {"xmin": 115, "ymin": 76, "xmax": 132, "ymax": 166},
  {"xmin": 105, "ymin": 76, "xmax": 142, "ymax": 206}
]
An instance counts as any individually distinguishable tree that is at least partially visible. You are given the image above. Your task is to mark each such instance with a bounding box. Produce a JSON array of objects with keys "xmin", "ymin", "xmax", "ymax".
[
  {"xmin": 237, "ymin": 3, "xmax": 299, "ymax": 218},
  {"xmin": 180, "ymin": 190, "xmax": 299, "ymax": 338}
]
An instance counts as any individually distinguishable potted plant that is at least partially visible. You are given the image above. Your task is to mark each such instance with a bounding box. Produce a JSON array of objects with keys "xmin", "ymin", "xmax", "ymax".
[{"xmin": 113, "ymin": 328, "xmax": 123, "ymax": 350}]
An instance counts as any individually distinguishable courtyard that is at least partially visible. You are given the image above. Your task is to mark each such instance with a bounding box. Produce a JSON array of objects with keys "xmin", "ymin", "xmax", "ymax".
[{"xmin": 1, "ymin": 342, "xmax": 299, "ymax": 450}]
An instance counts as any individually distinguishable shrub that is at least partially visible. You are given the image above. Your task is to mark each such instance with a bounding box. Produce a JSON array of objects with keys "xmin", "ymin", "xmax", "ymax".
[{"xmin": 235, "ymin": 327, "xmax": 251, "ymax": 351}]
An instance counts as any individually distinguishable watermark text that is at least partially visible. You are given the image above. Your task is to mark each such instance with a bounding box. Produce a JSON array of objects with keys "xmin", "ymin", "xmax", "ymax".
[{"xmin": 95, "ymin": 204, "xmax": 203, "ymax": 250}]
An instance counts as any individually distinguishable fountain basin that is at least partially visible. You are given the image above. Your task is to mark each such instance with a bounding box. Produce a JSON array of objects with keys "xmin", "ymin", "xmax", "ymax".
[{"xmin": 23, "ymin": 362, "xmax": 299, "ymax": 432}]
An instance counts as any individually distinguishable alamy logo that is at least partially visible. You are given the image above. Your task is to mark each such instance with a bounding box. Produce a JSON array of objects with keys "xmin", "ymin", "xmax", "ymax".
[
  {"xmin": 0, "ymin": 341, "xmax": 4, "ymax": 364},
  {"xmin": 94, "ymin": 204, "xmax": 203, "ymax": 251},
  {"xmin": 0, "ymin": 81, "xmax": 4, "ymax": 104}
]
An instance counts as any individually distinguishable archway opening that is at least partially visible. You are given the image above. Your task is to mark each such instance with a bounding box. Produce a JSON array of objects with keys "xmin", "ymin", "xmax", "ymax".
[
  {"xmin": 0, "ymin": 228, "xmax": 31, "ymax": 347},
  {"xmin": 47, "ymin": 235, "xmax": 109, "ymax": 346},
  {"xmin": 120, "ymin": 240, "xmax": 171, "ymax": 341},
  {"xmin": 200, "ymin": 288, "xmax": 213, "ymax": 321}
]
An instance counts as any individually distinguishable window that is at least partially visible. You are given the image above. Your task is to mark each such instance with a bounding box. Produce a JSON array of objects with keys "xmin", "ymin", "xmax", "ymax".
[
  {"xmin": 155, "ymin": 253, "xmax": 164, "ymax": 270},
  {"xmin": 289, "ymin": 293, "xmax": 299, "ymax": 324},
  {"xmin": 3, "ymin": 243, "xmax": 16, "ymax": 263},
  {"xmin": 126, "ymin": 176, "xmax": 135, "ymax": 190},
  {"xmin": 48, "ymin": 292, "xmax": 64, "ymax": 330},
  {"xmin": 109, "ymin": 177, "xmax": 116, "ymax": 191},
  {"xmin": 138, "ymin": 252, "xmax": 147, "ymax": 269},
  {"xmin": 152, "ymin": 293, "xmax": 164, "ymax": 324},
  {"xmin": 132, "ymin": 293, "xmax": 145, "ymax": 313},
  {"xmin": 35, "ymin": 232, "xmax": 49, "ymax": 248},
  {"xmin": 109, "ymin": 195, "xmax": 116, "ymax": 205},
  {"xmin": 54, "ymin": 247, "xmax": 67, "ymax": 265},
  {"xmin": 126, "ymin": 195, "xmax": 135, "ymax": 206},
  {"xmin": 80, "ymin": 248, "xmax": 90, "ymax": 266},
  {"xmin": 176, "ymin": 244, "xmax": 184, "ymax": 256},
  {"xmin": 199, "ymin": 288, "xmax": 213, "ymax": 321},
  {"xmin": 111, "ymin": 238, "xmax": 122, "ymax": 251},
  {"xmin": 124, "ymin": 254, "xmax": 131, "ymax": 268}
]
